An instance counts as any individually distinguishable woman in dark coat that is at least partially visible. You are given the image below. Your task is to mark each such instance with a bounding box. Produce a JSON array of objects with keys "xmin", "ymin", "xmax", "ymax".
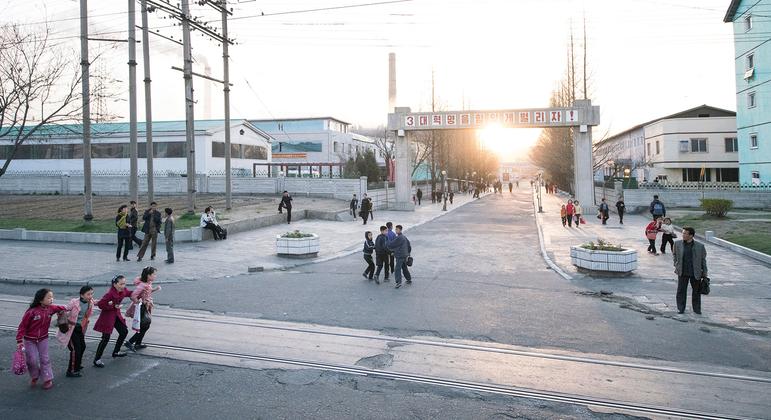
[
  {"xmin": 115, "ymin": 205, "xmax": 132, "ymax": 261},
  {"xmin": 92, "ymin": 275, "xmax": 133, "ymax": 367}
]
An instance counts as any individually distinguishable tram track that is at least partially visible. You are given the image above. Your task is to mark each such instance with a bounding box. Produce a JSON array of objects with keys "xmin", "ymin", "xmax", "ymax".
[{"xmin": 0, "ymin": 322, "xmax": 758, "ymax": 420}]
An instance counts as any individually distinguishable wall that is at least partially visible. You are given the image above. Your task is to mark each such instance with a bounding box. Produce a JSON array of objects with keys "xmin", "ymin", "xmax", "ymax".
[{"xmin": 621, "ymin": 188, "xmax": 771, "ymax": 209}]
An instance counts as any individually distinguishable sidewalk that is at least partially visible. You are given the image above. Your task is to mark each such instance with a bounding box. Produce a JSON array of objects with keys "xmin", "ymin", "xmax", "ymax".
[
  {"xmin": 534, "ymin": 189, "xmax": 771, "ymax": 335},
  {"xmin": 0, "ymin": 193, "xmax": 482, "ymax": 286}
]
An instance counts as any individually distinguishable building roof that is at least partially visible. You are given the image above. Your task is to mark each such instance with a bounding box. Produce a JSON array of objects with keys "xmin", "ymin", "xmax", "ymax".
[
  {"xmin": 601, "ymin": 105, "xmax": 736, "ymax": 144},
  {"xmin": 248, "ymin": 116, "xmax": 351, "ymax": 126},
  {"xmin": 724, "ymin": 0, "xmax": 742, "ymax": 22}
]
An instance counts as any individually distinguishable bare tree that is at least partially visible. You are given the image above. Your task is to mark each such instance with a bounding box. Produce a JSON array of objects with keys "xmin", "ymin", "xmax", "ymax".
[
  {"xmin": 0, "ymin": 24, "xmax": 85, "ymax": 177},
  {"xmin": 352, "ymin": 124, "xmax": 394, "ymax": 174}
]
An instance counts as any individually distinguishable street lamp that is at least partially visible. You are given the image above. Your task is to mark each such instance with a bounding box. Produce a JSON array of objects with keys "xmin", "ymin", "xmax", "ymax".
[
  {"xmin": 537, "ymin": 170, "xmax": 544, "ymax": 213},
  {"xmin": 441, "ymin": 170, "xmax": 448, "ymax": 211}
]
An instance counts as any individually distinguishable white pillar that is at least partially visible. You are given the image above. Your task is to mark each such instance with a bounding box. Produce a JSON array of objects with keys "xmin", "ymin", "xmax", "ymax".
[
  {"xmin": 393, "ymin": 130, "xmax": 415, "ymax": 211},
  {"xmin": 572, "ymin": 99, "xmax": 595, "ymax": 207}
]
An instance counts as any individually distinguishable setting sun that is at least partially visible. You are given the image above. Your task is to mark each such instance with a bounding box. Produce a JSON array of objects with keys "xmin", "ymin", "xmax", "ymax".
[{"xmin": 479, "ymin": 125, "xmax": 541, "ymax": 161}]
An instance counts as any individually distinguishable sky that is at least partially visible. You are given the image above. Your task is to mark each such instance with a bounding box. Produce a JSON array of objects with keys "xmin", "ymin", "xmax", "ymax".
[{"xmin": 2, "ymin": 0, "xmax": 739, "ymax": 161}]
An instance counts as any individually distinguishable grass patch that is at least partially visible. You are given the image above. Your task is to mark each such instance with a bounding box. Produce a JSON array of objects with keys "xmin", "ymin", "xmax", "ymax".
[
  {"xmin": 0, "ymin": 214, "xmax": 202, "ymax": 233},
  {"xmin": 672, "ymin": 214, "xmax": 771, "ymax": 255},
  {"xmin": 722, "ymin": 234, "xmax": 771, "ymax": 255}
]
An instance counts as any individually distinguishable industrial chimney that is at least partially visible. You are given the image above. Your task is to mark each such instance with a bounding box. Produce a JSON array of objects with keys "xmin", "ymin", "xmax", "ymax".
[{"xmin": 388, "ymin": 52, "xmax": 396, "ymax": 112}]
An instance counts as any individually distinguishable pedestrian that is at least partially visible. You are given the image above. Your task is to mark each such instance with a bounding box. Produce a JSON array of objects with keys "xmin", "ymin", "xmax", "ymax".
[
  {"xmin": 515, "ymin": 179, "xmax": 520, "ymax": 188},
  {"xmin": 128, "ymin": 201, "xmax": 142, "ymax": 248},
  {"xmin": 200, "ymin": 206, "xmax": 227, "ymax": 240},
  {"xmin": 449, "ymin": 191, "xmax": 454, "ymax": 204},
  {"xmin": 279, "ymin": 191, "xmax": 293, "ymax": 224},
  {"xmin": 349, "ymin": 193, "xmax": 358, "ymax": 221},
  {"xmin": 598, "ymin": 198, "xmax": 610, "ymax": 225},
  {"xmin": 560, "ymin": 205, "xmax": 567, "ymax": 227},
  {"xmin": 659, "ymin": 217, "xmax": 676, "ymax": 254},
  {"xmin": 115, "ymin": 205, "xmax": 133, "ymax": 262},
  {"xmin": 650, "ymin": 194, "xmax": 666, "ymax": 220},
  {"xmin": 362, "ymin": 231, "xmax": 376, "ymax": 282},
  {"xmin": 163, "ymin": 208, "xmax": 175, "ymax": 264},
  {"xmin": 92, "ymin": 275, "xmax": 132, "ymax": 368},
  {"xmin": 57, "ymin": 285, "xmax": 94, "ymax": 378},
  {"xmin": 565, "ymin": 199, "xmax": 575, "ymax": 228},
  {"xmin": 645, "ymin": 217, "xmax": 662, "ymax": 255},
  {"xmin": 416, "ymin": 188, "xmax": 423, "ymax": 205},
  {"xmin": 673, "ymin": 226, "xmax": 708, "ymax": 314},
  {"xmin": 615, "ymin": 198, "xmax": 626, "ymax": 224},
  {"xmin": 125, "ymin": 266, "xmax": 161, "ymax": 352},
  {"xmin": 136, "ymin": 202, "xmax": 162, "ymax": 262},
  {"xmin": 360, "ymin": 193, "xmax": 371, "ymax": 225},
  {"xmin": 374, "ymin": 225, "xmax": 390, "ymax": 283},
  {"xmin": 16, "ymin": 288, "xmax": 68, "ymax": 390},
  {"xmin": 385, "ymin": 221, "xmax": 397, "ymax": 274},
  {"xmin": 508, "ymin": 182, "xmax": 513, "ymax": 193},
  {"xmin": 387, "ymin": 224, "xmax": 412, "ymax": 289},
  {"xmin": 573, "ymin": 200, "xmax": 583, "ymax": 227}
]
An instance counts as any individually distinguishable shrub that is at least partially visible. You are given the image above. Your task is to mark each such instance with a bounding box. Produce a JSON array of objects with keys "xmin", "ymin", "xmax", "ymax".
[
  {"xmin": 580, "ymin": 239, "xmax": 625, "ymax": 252},
  {"xmin": 700, "ymin": 198, "xmax": 733, "ymax": 218},
  {"xmin": 281, "ymin": 230, "xmax": 314, "ymax": 238}
]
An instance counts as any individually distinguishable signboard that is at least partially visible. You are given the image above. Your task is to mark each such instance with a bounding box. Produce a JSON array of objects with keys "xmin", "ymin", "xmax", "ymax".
[
  {"xmin": 272, "ymin": 153, "xmax": 308, "ymax": 159},
  {"xmin": 390, "ymin": 106, "xmax": 599, "ymax": 131}
]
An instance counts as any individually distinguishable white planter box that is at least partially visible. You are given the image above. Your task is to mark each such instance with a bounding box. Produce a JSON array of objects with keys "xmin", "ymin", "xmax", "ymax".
[
  {"xmin": 276, "ymin": 234, "xmax": 319, "ymax": 258},
  {"xmin": 570, "ymin": 245, "xmax": 637, "ymax": 273}
]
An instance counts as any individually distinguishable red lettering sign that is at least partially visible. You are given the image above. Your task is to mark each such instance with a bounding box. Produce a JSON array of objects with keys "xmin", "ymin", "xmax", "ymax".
[
  {"xmin": 419, "ymin": 115, "xmax": 429, "ymax": 126},
  {"xmin": 549, "ymin": 111, "xmax": 563, "ymax": 123},
  {"xmin": 534, "ymin": 111, "xmax": 546, "ymax": 123},
  {"xmin": 473, "ymin": 113, "xmax": 484, "ymax": 125},
  {"xmin": 518, "ymin": 112, "xmax": 530, "ymax": 124},
  {"xmin": 504, "ymin": 113, "xmax": 515, "ymax": 124},
  {"xmin": 446, "ymin": 114, "xmax": 457, "ymax": 125},
  {"xmin": 432, "ymin": 115, "xmax": 442, "ymax": 125},
  {"xmin": 405, "ymin": 116, "xmax": 415, "ymax": 127},
  {"xmin": 460, "ymin": 114, "xmax": 471, "ymax": 125}
]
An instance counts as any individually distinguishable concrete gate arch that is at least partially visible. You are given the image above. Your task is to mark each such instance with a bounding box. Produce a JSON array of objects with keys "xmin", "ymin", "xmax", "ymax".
[{"xmin": 387, "ymin": 99, "xmax": 600, "ymax": 210}]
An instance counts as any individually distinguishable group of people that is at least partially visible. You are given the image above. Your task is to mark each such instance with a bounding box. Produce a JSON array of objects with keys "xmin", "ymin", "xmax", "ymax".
[
  {"xmin": 15, "ymin": 266, "xmax": 161, "ymax": 390},
  {"xmin": 643, "ymin": 195, "xmax": 673, "ymax": 255},
  {"xmin": 362, "ymin": 221, "xmax": 412, "ymax": 289},
  {"xmin": 200, "ymin": 206, "xmax": 228, "ymax": 240},
  {"xmin": 116, "ymin": 201, "xmax": 175, "ymax": 264},
  {"xmin": 559, "ymin": 199, "xmax": 585, "ymax": 227},
  {"xmin": 349, "ymin": 193, "xmax": 374, "ymax": 224}
]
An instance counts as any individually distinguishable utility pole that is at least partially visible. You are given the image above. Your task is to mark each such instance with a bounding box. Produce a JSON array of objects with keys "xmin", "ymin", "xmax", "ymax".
[
  {"xmin": 181, "ymin": 0, "xmax": 196, "ymax": 214},
  {"xmin": 222, "ymin": 0, "xmax": 232, "ymax": 210},
  {"xmin": 128, "ymin": 0, "xmax": 139, "ymax": 204},
  {"xmin": 141, "ymin": 0, "xmax": 154, "ymax": 202},
  {"xmin": 80, "ymin": 0, "xmax": 93, "ymax": 223}
]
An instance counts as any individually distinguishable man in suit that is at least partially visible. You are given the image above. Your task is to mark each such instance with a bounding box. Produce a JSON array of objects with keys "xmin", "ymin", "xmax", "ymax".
[
  {"xmin": 672, "ymin": 226, "xmax": 708, "ymax": 314},
  {"xmin": 137, "ymin": 201, "xmax": 162, "ymax": 262}
]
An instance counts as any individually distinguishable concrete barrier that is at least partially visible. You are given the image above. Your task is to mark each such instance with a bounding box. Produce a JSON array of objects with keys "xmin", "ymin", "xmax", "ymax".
[{"xmin": 704, "ymin": 230, "xmax": 771, "ymax": 265}]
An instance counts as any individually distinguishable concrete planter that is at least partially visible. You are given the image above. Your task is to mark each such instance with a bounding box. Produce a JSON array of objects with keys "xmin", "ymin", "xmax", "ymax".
[
  {"xmin": 276, "ymin": 233, "xmax": 319, "ymax": 258},
  {"xmin": 570, "ymin": 245, "xmax": 638, "ymax": 273}
]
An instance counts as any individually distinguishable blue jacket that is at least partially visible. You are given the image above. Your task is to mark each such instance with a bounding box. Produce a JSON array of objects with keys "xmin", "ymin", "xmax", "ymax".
[
  {"xmin": 374, "ymin": 233, "xmax": 389, "ymax": 254},
  {"xmin": 387, "ymin": 234, "xmax": 411, "ymax": 258},
  {"xmin": 650, "ymin": 199, "xmax": 666, "ymax": 216}
]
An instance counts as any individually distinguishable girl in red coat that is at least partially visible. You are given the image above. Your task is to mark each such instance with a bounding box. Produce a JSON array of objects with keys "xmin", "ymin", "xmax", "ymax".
[
  {"xmin": 16, "ymin": 288, "xmax": 68, "ymax": 390},
  {"xmin": 125, "ymin": 266, "xmax": 161, "ymax": 351},
  {"xmin": 92, "ymin": 275, "xmax": 133, "ymax": 368}
]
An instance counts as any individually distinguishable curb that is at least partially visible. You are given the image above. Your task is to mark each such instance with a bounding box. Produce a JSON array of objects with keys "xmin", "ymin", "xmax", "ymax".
[
  {"xmin": 0, "ymin": 277, "xmax": 180, "ymax": 287},
  {"xmin": 530, "ymin": 189, "xmax": 573, "ymax": 281}
]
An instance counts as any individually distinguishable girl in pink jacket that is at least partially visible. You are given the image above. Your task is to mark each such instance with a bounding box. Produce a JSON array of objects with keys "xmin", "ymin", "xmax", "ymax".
[
  {"xmin": 56, "ymin": 286, "xmax": 95, "ymax": 378},
  {"xmin": 125, "ymin": 266, "xmax": 161, "ymax": 351},
  {"xmin": 16, "ymin": 288, "xmax": 68, "ymax": 390},
  {"xmin": 92, "ymin": 275, "xmax": 133, "ymax": 368}
]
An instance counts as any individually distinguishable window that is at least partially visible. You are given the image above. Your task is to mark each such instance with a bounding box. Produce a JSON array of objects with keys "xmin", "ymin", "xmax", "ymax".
[
  {"xmin": 211, "ymin": 142, "xmax": 266, "ymax": 159},
  {"xmin": 725, "ymin": 137, "xmax": 738, "ymax": 152},
  {"xmin": 656, "ymin": 141, "xmax": 660, "ymax": 155},
  {"xmin": 750, "ymin": 133, "xmax": 758, "ymax": 149},
  {"xmin": 748, "ymin": 91, "xmax": 756, "ymax": 108},
  {"xmin": 333, "ymin": 142, "xmax": 339, "ymax": 153},
  {"xmin": 690, "ymin": 138, "xmax": 707, "ymax": 152},
  {"xmin": 747, "ymin": 53, "xmax": 755, "ymax": 70},
  {"xmin": 679, "ymin": 140, "xmax": 689, "ymax": 152},
  {"xmin": 752, "ymin": 171, "xmax": 761, "ymax": 185},
  {"xmin": 715, "ymin": 168, "xmax": 739, "ymax": 182},
  {"xmin": 745, "ymin": 14, "xmax": 753, "ymax": 31},
  {"xmin": 647, "ymin": 143, "xmax": 651, "ymax": 156},
  {"xmin": 682, "ymin": 168, "xmax": 711, "ymax": 182}
]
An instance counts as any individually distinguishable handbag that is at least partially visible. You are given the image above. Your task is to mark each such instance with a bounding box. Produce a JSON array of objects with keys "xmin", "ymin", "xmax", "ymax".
[
  {"xmin": 56, "ymin": 311, "xmax": 70, "ymax": 334},
  {"xmin": 131, "ymin": 300, "xmax": 142, "ymax": 332},
  {"xmin": 406, "ymin": 256, "xmax": 413, "ymax": 267},
  {"xmin": 700, "ymin": 277, "xmax": 711, "ymax": 295},
  {"xmin": 12, "ymin": 347, "xmax": 27, "ymax": 376}
]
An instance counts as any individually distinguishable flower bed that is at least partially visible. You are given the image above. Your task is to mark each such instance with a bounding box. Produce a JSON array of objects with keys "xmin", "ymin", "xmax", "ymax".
[
  {"xmin": 276, "ymin": 231, "xmax": 319, "ymax": 258},
  {"xmin": 570, "ymin": 240, "xmax": 637, "ymax": 273}
]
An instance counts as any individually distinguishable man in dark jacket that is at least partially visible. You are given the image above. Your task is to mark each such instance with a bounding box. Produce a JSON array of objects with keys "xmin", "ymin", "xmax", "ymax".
[
  {"xmin": 598, "ymin": 198, "xmax": 610, "ymax": 225},
  {"xmin": 128, "ymin": 201, "xmax": 142, "ymax": 247},
  {"xmin": 349, "ymin": 194, "xmax": 358, "ymax": 221},
  {"xmin": 360, "ymin": 193, "xmax": 371, "ymax": 225},
  {"xmin": 615, "ymin": 198, "xmax": 626, "ymax": 224},
  {"xmin": 279, "ymin": 191, "xmax": 293, "ymax": 224},
  {"xmin": 374, "ymin": 225, "xmax": 390, "ymax": 282},
  {"xmin": 650, "ymin": 195, "xmax": 666, "ymax": 220},
  {"xmin": 416, "ymin": 188, "xmax": 423, "ymax": 205},
  {"xmin": 386, "ymin": 224, "xmax": 412, "ymax": 289},
  {"xmin": 137, "ymin": 201, "xmax": 162, "ymax": 262},
  {"xmin": 673, "ymin": 226, "xmax": 708, "ymax": 314}
]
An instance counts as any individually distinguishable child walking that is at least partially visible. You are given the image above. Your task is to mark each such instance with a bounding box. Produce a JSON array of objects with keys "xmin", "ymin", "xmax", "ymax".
[
  {"xmin": 560, "ymin": 205, "xmax": 567, "ymax": 227},
  {"xmin": 56, "ymin": 286, "xmax": 94, "ymax": 378},
  {"xmin": 659, "ymin": 217, "xmax": 676, "ymax": 254},
  {"xmin": 16, "ymin": 288, "xmax": 68, "ymax": 390},
  {"xmin": 362, "ymin": 231, "xmax": 376, "ymax": 282},
  {"xmin": 93, "ymin": 275, "xmax": 133, "ymax": 367},
  {"xmin": 645, "ymin": 217, "xmax": 662, "ymax": 255},
  {"xmin": 125, "ymin": 266, "xmax": 161, "ymax": 351}
]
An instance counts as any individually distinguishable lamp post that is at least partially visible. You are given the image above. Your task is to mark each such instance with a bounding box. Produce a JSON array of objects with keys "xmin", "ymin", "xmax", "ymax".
[
  {"xmin": 537, "ymin": 170, "xmax": 544, "ymax": 213},
  {"xmin": 441, "ymin": 170, "xmax": 448, "ymax": 211}
]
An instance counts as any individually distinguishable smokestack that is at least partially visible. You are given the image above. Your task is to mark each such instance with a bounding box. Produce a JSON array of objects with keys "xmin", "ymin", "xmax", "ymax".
[
  {"xmin": 204, "ymin": 64, "xmax": 212, "ymax": 120},
  {"xmin": 388, "ymin": 52, "xmax": 396, "ymax": 112}
]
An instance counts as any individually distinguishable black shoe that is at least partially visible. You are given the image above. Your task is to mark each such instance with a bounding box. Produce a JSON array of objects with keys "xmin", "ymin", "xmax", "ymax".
[
  {"xmin": 66, "ymin": 371, "xmax": 82, "ymax": 378},
  {"xmin": 136, "ymin": 258, "xmax": 142, "ymax": 262},
  {"xmin": 123, "ymin": 258, "xmax": 130, "ymax": 261},
  {"xmin": 694, "ymin": 311, "xmax": 702, "ymax": 315},
  {"xmin": 395, "ymin": 282, "xmax": 402, "ymax": 289},
  {"xmin": 134, "ymin": 344, "xmax": 148, "ymax": 350},
  {"xmin": 362, "ymin": 273, "xmax": 369, "ymax": 280},
  {"xmin": 124, "ymin": 342, "xmax": 136, "ymax": 352},
  {"xmin": 375, "ymin": 278, "xmax": 380, "ymax": 285},
  {"xmin": 406, "ymin": 280, "xmax": 412, "ymax": 284},
  {"xmin": 93, "ymin": 360, "xmax": 105, "ymax": 368},
  {"xmin": 112, "ymin": 352, "xmax": 127, "ymax": 358},
  {"xmin": 151, "ymin": 256, "xmax": 155, "ymax": 261},
  {"xmin": 116, "ymin": 258, "xmax": 120, "ymax": 262},
  {"xmin": 677, "ymin": 310, "xmax": 684, "ymax": 314},
  {"xmin": 165, "ymin": 259, "xmax": 174, "ymax": 264}
]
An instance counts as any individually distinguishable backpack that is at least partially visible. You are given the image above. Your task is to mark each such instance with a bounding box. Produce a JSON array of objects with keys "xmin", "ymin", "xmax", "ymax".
[{"xmin": 653, "ymin": 202, "xmax": 664, "ymax": 214}]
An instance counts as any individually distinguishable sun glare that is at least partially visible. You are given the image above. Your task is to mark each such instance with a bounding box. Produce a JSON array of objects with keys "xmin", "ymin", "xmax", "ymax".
[{"xmin": 479, "ymin": 125, "xmax": 540, "ymax": 161}]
